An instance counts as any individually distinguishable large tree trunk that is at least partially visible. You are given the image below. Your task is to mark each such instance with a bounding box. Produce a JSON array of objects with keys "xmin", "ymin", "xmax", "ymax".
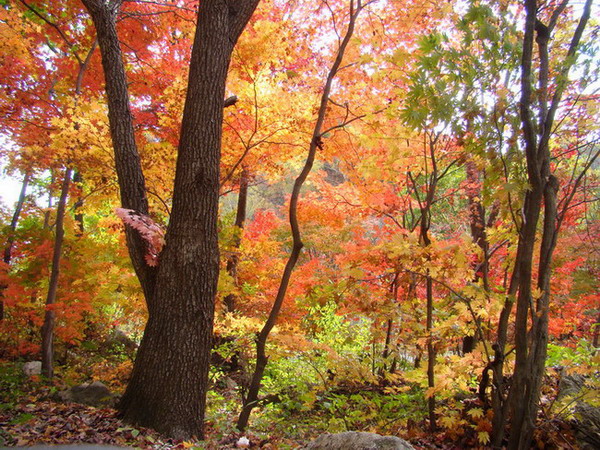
[
  {"xmin": 41, "ymin": 167, "xmax": 72, "ymax": 379},
  {"xmin": 117, "ymin": 1, "xmax": 229, "ymax": 430},
  {"xmin": 82, "ymin": 0, "xmax": 259, "ymax": 439}
]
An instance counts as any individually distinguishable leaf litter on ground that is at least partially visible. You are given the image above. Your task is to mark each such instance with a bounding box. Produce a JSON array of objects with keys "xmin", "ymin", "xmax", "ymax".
[{"xmin": 0, "ymin": 399, "xmax": 285, "ymax": 449}]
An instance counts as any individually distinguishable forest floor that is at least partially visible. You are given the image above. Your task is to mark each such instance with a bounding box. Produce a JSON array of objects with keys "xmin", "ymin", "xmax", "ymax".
[
  {"xmin": 1, "ymin": 394, "xmax": 296, "ymax": 449},
  {"xmin": 0, "ymin": 365, "xmax": 583, "ymax": 449},
  {"xmin": 0, "ymin": 385, "xmax": 442, "ymax": 449},
  {"xmin": 0, "ymin": 392, "xmax": 580, "ymax": 449}
]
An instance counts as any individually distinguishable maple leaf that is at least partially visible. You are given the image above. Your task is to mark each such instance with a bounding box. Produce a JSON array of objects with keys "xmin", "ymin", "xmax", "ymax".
[
  {"xmin": 477, "ymin": 431, "xmax": 490, "ymax": 444},
  {"xmin": 468, "ymin": 407, "xmax": 484, "ymax": 419},
  {"xmin": 115, "ymin": 208, "xmax": 165, "ymax": 266}
]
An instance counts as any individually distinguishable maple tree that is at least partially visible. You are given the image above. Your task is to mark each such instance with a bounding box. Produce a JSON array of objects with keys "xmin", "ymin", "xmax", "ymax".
[
  {"xmin": 236, "ymin": 0, "xmax": 376, "ymax": 430},
  {"xmin": 0, "ymin": 0, "xmax": 598, "ymax": 446}
]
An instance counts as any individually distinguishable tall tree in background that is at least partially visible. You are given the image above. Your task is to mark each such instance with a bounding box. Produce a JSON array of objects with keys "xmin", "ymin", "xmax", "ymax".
[
  {"xmin": 81, "ymin": 0, "xmax": 259, "ymax": 438},
  {"xmin": 0, "ymin": 173, "xmax": 29, "ymax": 322},
  {"xmin": 237, "ymin": 0, "xmax": 369, "ymax": 430},
  {"xmin": 40, "ymin": 167, "xmax": 71, "ymax": 379}
]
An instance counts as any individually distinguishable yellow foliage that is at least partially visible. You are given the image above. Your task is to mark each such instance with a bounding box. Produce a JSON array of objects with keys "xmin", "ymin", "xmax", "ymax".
[
  {"xmin": 468, "ymin": 407, "xmax": 484, "ymax": 419},
  {"xmin": 477, "ymin": 431, "xmax": 490, "ymax": 444}
]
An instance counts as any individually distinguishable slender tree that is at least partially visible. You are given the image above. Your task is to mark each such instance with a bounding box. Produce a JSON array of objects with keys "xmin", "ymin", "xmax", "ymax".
[
  {"xmin": 0, "ymin": 172, "xmax": 29, "ymax": 321},
  {"xmin": 406, "ymin": 132, "xmax": 460, "ymax": 431},
  {"xmin": 38, "ymin": 28, "xmax": 96, "ymax": 379},
  {"xmin": 237, "ymin": 0, "xmax": 370, "ymax": 431},
  {"xmin": 41, "ymin": 167, "xmax": 71, "ymax": 379},
  {"xmin": 489, "ymin": 0, "xmax": 594, "ymax": 447},
  {"xmin": 224, "ymin": 166, "xmax": 249, "ymax": 313}
]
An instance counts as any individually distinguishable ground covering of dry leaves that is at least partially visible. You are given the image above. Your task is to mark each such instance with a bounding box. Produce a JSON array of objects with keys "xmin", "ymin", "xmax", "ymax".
[
  {"xmin": 0, "ymin": 369, "xmax": 581, "ymax": 449},
  {"xmin": 0, "ymin": 392, "xmax": 289, "ymax": 449}
]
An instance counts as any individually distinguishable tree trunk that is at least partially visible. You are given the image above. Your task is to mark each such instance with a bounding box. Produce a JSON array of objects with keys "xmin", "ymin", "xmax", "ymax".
[
  {"xmin": 81, "ymin": 0, "xmax": 156, "ymax": 299},
  {"xmin": 381, "ymin": 272, "xmax": 399, "ymax": 375},
  {"xmin": 43, "ymin": 170, "xmax": 54, "ymax": 230},
  {"xmin": 39, "ymin": 20, "xmax": 95, "ymax": 378},
  {"xmin": 489, "ymin": 1, "xmax": 593, "ymax": 447},
  {"xmin": 0, "ymin": 172, "xmax": 30, "ymax": 321},
  {"xmin": 426, "ymin": 274, "xmax": 436, "ymax": 431},
  {"xmin": 414, "ymin": 134, "xmax": 438, "ymax": 432},
  {"xmin": 41, "ymin": 167, "xmax": 71, "ymax": 379},
  {"xmin": 82, "ymin": 0, "xmax": 259, "ymax": 439},
  {"xmin": 381, "ymin": 319, "xmax": 393, "ymax": 371},
  {"xmin": 462, "ymin": 159, "xmax": 489, "ymax": 354},
  {"xmin": 224, "ymin": 166, "xmax": 249, "ymax": 313},
  {"xmin": 72, "ymin": 170, "xmax": 85, "ymax": 236},
  {"xmin": 237, "ymin": 0, "xmax": 364, "ymax": 431}
]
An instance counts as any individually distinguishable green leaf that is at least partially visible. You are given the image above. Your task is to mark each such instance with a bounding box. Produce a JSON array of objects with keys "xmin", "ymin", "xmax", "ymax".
[{"xmin": 11, "ymin": 413, "xmax": 35, "ymax": 424}]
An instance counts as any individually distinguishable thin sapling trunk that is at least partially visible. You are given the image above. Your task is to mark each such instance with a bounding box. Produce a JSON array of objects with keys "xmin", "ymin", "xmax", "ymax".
[{"xmin": 237, "ymin": 0, "xmax": 367, "ymax": 431}]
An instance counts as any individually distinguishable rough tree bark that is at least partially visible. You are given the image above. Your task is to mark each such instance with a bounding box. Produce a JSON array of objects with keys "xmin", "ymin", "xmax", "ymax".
[
  {"xmin": 41, "ymin": 168, "xmax": 72, "ymax": 379},
  {"xmin": 489, "ymin": 0, "xmax": 593, "ymax": 447},
  {"xmin": 81, "ymin": 0, "xmax": 259, "ymax": 439},
  {"xmin": 236, "ymin": 0, "xmax": 367, "ymax": 431}
]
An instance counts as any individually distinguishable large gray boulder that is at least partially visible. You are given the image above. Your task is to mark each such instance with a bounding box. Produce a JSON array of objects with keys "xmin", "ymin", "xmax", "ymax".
[
  {"xmin": 303, "ymin": 431, "xmax": 414, "ymax": 450},
  {"xmin": 23, "ymin": 361, "xmax": 42, "ymax": 376},
  {"xmin": 57, "ymin": 381, "xmax": 116, "ymax": 407},
  {"xmin": 104, "ymin": 329, "xmax": 138, "ymax": 355},
  {"xmin": 558, "ymin": 374, "xmax": 600, "ymax": 450}
]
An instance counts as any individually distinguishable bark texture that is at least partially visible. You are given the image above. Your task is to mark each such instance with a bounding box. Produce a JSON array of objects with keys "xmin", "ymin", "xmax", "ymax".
[
  {"xmin": 489, "ymin": 1, "xmax": 593, "ymax": 447},
  {"xmin": 41, "ymin": 168, "xmax": 72, "ymax": 379},
  {"xmin": 82, "ymin": 0, "xmax": 259, "ymax": 439}
]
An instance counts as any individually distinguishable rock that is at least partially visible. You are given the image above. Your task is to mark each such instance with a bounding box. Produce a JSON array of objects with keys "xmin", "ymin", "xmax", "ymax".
[
  {"xmin": 103, "ymin": 328, "xmax": 138, "ymax": 356},
  {"xmin": 23, "ymin": 361, "xmax": 42, "ymax": 376},
  {"xmin": 236, "ymin": 436, "xmax": 250, "ymax": 448},
  {"xmin": 322, "ymin": 162, "xmax": 345, "ymax": 186},
  {"xmin": 558, "ymin": 374, "xmax": 600, "ymax": 450},
  {"xmin": 303, "ymin": 431, "xmax": 414, "ymax": 450},
  {"xmin": 559, "ymin": 373, "xmax": 586, "ymax": 397},
  {"xmin": 57, "ymin": 381, "xmax": 116, "ymax": 407}
]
